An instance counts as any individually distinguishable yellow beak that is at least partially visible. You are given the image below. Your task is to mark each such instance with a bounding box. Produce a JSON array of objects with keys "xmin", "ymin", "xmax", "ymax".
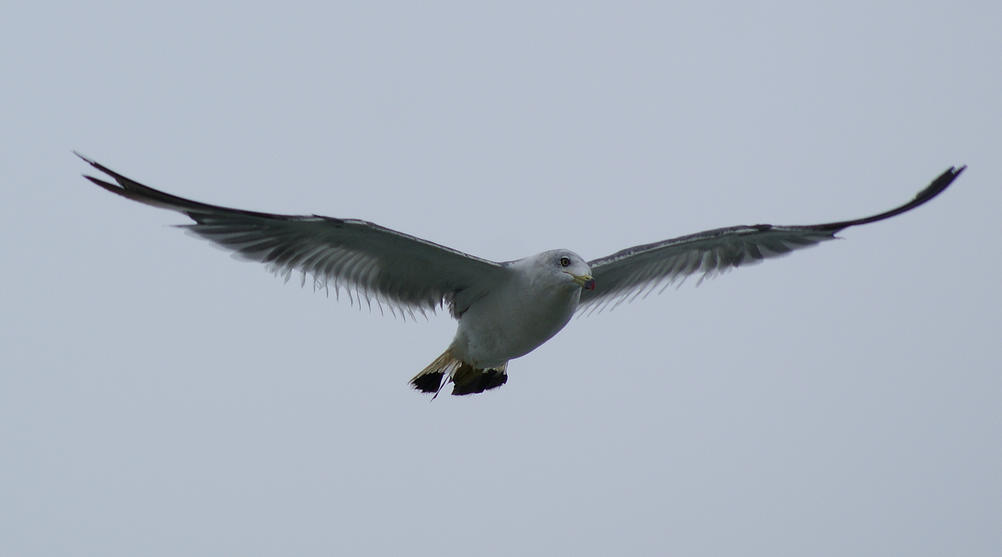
[{"xmin": 570, "ymin": 273, "xmax": 596, "ymax": 290}]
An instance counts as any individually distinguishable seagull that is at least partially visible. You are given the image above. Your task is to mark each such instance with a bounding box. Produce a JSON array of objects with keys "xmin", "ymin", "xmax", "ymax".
[{"xmin": 78, "ymin": 153, "xmax": 965, "ymax": 397}]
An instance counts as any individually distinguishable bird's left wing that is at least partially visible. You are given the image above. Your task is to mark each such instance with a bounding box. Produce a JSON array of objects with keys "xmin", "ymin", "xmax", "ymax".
[
  {"xmin": 79, "ymin": 154, "xmax": 507, "ymax": 318},
  {"xmin": 578, "ymin": 166, "xmax": 965, "ymax": 313}
]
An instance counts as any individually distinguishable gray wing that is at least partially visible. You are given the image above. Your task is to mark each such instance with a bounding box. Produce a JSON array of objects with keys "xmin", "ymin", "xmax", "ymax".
[
  {"xmin": 579, "ymin": 166, "xmax": 965, "ymax": 313},
  {"xmin": 79, "ymin": 154, "xmax": 506, "ymax": 318}
]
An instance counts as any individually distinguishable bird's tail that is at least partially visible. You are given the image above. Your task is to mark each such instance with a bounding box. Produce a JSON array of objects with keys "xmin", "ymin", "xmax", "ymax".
[{"xmin": 410, "ymin": 349, "xmax": 508, "ymax": 398}]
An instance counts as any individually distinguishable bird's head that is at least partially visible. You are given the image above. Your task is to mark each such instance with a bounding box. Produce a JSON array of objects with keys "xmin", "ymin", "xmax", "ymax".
[{"xmin": 516, "ymin": 249, "xmax": 594, "ymax": 291}]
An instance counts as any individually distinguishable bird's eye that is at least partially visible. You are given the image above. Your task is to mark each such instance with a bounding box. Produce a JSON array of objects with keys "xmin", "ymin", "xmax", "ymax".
[{"xmin": 559, "ymin": 256, "xmax": 571, "ymax": 267}]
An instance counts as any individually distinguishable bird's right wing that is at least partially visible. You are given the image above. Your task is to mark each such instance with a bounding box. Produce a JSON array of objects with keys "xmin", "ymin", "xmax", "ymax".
[
  {"xmin": 79, "ymin": 154, "xmax": 507, "ymax": 318},
  {"xmin": 578, "ymin": 166, "xmax": 965, "ymax": 313}
]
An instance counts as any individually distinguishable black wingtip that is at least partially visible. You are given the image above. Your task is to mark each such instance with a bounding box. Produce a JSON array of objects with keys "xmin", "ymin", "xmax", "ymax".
[
  {"xmin": 930, "ymin": 164, "xmax": 966, "ymax": 192},
  {"xmin": 81, "ymin": 173, "xmax": 122, "ymax": 195},
  {"xmin": 75, "ymin": 152, "xmax": 131, "ymax": 185},
  {"xmin": 815, "ymin": 165, "xmax": 966, "ymax": 231},
  {"xmin": 74, "ymin": 151, "xmax": 108, "ymax": 174},
  {"xmin": 75, "ymin": 152, "xmax": 106, "ymax": 184},
  {"xmin": 76, "ymin": 152, "xmax": 306, "ymax": 220},
  {"xmin": 908, "ymin": 165, "xmax": 963, "ymax": 205},
  {"xmin": 76, "ymin": 154, "xmax": 161, "ymax": 205}
]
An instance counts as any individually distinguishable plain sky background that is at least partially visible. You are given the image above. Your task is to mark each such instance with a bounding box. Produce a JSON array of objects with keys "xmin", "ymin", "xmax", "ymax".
[{"xmin": 3, "ymin": 1, "xmax": 1000, "ymax": 555}]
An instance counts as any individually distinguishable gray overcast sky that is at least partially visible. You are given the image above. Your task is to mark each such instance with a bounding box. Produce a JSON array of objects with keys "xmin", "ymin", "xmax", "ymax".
[{"xmin": 3, "ymin": 1, "xmax": 1000, "ymax": 556}]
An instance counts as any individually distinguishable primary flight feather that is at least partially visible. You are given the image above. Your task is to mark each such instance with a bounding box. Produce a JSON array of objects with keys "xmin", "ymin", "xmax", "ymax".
[{"xmin": 78, "ymin": 153, "xmax": 964, "ymax": 396}]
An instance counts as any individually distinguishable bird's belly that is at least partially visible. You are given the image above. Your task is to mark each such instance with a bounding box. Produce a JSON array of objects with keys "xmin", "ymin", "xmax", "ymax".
[{"xmin": 450, "ymin": 287, "xmax": 580, "ymax": 368}]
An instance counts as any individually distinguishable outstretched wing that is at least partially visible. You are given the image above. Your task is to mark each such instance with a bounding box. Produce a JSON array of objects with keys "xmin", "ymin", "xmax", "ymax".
[
  {"xmin": 579, "ymin": 166, "xmax": 965, "ymax": 313},
  {"xmin": 78, "ymin": 154, "xmax": 507, "ymax": 318}
]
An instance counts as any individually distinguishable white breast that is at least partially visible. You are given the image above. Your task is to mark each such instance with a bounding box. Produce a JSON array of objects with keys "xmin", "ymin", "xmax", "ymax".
[{"xmin": 449, "ymin": 273, "xmax": 582, "ymax": 368}]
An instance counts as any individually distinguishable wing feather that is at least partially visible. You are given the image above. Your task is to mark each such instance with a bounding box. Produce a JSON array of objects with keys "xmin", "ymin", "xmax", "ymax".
[
  {"xmin": 78, "ymin": 154, "xmax": 506, "ymax": 317},
  {"xmin": 579, "ymin": 166, "xmax": 965, "ymax": 312}
]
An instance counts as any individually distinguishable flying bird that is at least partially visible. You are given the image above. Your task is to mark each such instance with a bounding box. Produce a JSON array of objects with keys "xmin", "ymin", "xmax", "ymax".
[{"xmin": 78, "ymin": 153, "xmax": 964, "ymax": 397}]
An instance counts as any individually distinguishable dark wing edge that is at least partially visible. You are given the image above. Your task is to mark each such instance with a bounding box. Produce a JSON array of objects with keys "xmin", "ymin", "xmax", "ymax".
[
  {"xmin": 805, "ymin": 165, "xmax": 966, "ymax": 231},
  {"xmin": 77, "ymin": 152, "xmax": 507, "ymax": 318},
  {"xmin": 578, "ymin": 166, "xmax": 965, "ymax": 314}
]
